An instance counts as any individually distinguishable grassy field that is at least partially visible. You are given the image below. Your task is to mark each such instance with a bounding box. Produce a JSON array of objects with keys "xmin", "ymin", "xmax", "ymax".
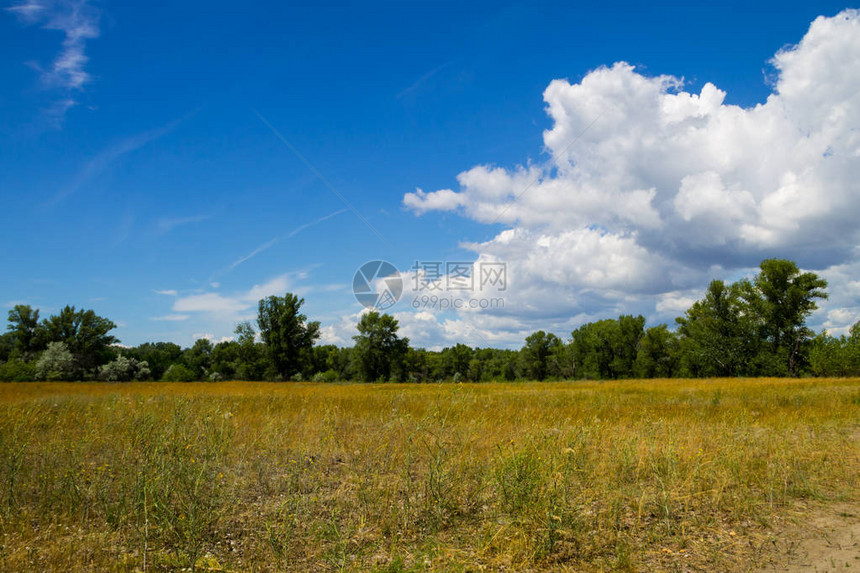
[{"xmin": 0, "ymin": 379, "xmax": 857, "ymax": 572}]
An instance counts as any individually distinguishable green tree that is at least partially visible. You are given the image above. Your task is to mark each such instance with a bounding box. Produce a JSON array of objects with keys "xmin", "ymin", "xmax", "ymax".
[
  {"xmin": 520, "ymin": 331, "xmax": 562, "ymax": 381},
  {"xmin": 0, "ymin": 358, "xmax": 36, "ymax": 381},
  {"xmin": 162, "ymin": 363, "xmax": 196, "ymax": 382},
  {"xmin": 98, "ymin": 355, "xmax": 151, "ymax": 382},
  {"xmin": 183, "ymin": 338, "xmax": 214, "ymax": 379},
  {"xmin": 571, "ymin": 315, "xmax": 645, "ymax": 379},
  {"xmin": 740, "ymin": 259, "xmax": 828, "ymax": 375},
  {"xmin": 233, "ymin": 321, "xmax": 267, "ymax": 379},
  {"xmin": 403, "ymin": 347, "xmax": 429, "ymax": 382},
  {"xmin": 35, "ymin": 341, "xmax": 76, "ymax": 381},
  {"xmin": 808, "ymin": 321, "xmax": 860, "ymax": 377},
  {"xmin": 257, "ymin": 293, "xmax": 320, "ymax": 379},
  {"xmin": 127, "ymin": 342, "xmax": 182, "ymax": 380},
  {"xmin": 352, "ymin": 312, "xmax": 409, "ymax": 382},
  {"xmin": 41, "ymin": 306, "xmax": 117, "ymax": 379},
  {"xmin": 634, "ymin": 325, "xmax": 679, "ymax": 378},
  {"xmin": 0, "ymin": 332, "xmax": 13, "ymax": 363},
  {"xmin": 310, "ymin": 344, "xmax": 354, "ymax": 381},
  {"xmin": 7, "ymin": 304, "xmax": 44, "ymax": 357},
  {"xmin": 676, "ymin": 281, "xmax": 755, "ymax": 377},
  {"xmin": 440, "ymin": 343, "xmax": 474, "ymax": 380}
]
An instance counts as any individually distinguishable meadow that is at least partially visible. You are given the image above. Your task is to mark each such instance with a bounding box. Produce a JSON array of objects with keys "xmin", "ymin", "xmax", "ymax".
[{"xmin": 0, "ymin": 378, "xmax": 856, "ymax": 572}]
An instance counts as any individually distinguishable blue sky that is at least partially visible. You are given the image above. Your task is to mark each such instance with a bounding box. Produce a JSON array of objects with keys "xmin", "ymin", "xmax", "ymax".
[{"xmin": 2, "ymin": 1, "xmax": 859, "ymax": 348}]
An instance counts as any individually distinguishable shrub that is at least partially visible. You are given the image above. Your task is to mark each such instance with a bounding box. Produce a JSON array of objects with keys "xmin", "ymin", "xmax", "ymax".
[
  {"xmin": 311, "ymin": 370, "xmax": 339, "ymax": 383},
  {"xmin": 99, "ymin": 355, "xmax": 151, "ymax": 382},
  {"xmin": 162, "ymin": 363, "xmax": 197, "ymax": 382},
  {"xmin": 35, "ymin": 342, "xmax": 76, "ymax": 381},
  {"xmin": 0, "ymin": 358, "xmax": 37, "ymax": 382}
]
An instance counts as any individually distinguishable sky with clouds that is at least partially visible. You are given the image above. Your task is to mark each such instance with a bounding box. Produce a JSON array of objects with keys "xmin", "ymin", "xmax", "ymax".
[{"xmin": 1, "ymin": 1, "xmax": 858, "ymax": 349}]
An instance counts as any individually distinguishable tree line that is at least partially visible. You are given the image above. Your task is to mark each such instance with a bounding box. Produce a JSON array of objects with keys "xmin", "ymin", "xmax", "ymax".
[{"xmin": 2, "ymin": 259, "xmax": 858, "ymax": 382}]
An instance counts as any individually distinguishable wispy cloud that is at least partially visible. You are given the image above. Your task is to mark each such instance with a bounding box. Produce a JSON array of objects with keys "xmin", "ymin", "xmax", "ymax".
[
  {"xmin": 153, "ymin": 289, "xmax": 178, "ymax": 296},
  {"xmin": 47, "ymin": 116, "xmax": 186, "ymax": 205},
  {"xmin": 224, "ymin": 237, "xmax": 280, "ymax": 274},
  {"xmin": 216, "ymin": 208, "xmax": 347, "ymax": 278},
  {"xmin": 286, "ymin": 208, "xmax": 348, "ymax": 239},
  {"xmin": 8, "ymin": 0, "xmax": 101, "ymax": 123},
  {"xmin": 156, "ymin": 214, "xmax": 211, "ymax": 234},
  {"xmin": 151, "ymin": 314, "xmax": 189, "ymax": 322},
  {"xmin": 42, "ymin": 98, "xmax": 78, "ymax": 127},
  {"xmin": 397, "ymin": 60, "xmax": 455, "ymax": 99}
]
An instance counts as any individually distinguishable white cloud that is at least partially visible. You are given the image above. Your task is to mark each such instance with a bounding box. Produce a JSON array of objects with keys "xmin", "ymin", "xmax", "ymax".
[
  {"xmin": 49, "ymin": 118, "xmax": 184, "ymax": 204},
  {"xmin": 151, "ymin": 314, "xmax": 190, "ymax": 322},
  {"xmin": 821, "ymin": 306, "xmax": 860, "ymax": 337},
  {"xmin": 318, "ymin": 311, "xmax": 363, "ymax": 346},
  {"xmin": 9, "ymin": 0, "xmax": 100, "ymax": 90},
  {"xmin": 403, "ymin": 188, "xmax": 466, "ymax": 213},
  {"xmin": 8, "ymin": 0, "xmax": 101, "ymax": 123},
  {"xmin": 169, "ymin": 273, "xmax": 296, "ymax": 323},
  {"xmin": 173, "ymin": 293, "xmax": 249, "ymax": 315},
  {"xmin": 154, "ymin": 289, "xmax": 178, "ymax": 296},
  {"xmin": 397, "ymin": 60, "xmax": 455, "ymax": 99},
  {"xmin": 397, "ymin": 10, "xmax": 860, "ymax": 345},
  {"xmin": 215, "ymin": 208, "xmax": 348, "ymax": 279},
  {"xmin": 243, "ymin": 276, "xmax": 291, "ymax": 304},
  {"xmin": 192, "ymin": 333, "xmax": 235, "ymax": 344},
  {"xmin": 156, "ymin": 214, "xmax": 210, "ymax": 234}
]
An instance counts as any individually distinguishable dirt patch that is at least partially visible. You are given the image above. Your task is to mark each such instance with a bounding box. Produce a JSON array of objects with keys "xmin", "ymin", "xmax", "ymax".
[{"xmin": 760, "ymin": 501, "xmax": 859, "ymax": 572}]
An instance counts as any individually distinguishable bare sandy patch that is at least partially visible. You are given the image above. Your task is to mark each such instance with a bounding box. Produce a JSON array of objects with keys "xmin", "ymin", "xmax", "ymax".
[{"xmin": 760, "ymin": 501, "xmax": 859, "ymax": 572}]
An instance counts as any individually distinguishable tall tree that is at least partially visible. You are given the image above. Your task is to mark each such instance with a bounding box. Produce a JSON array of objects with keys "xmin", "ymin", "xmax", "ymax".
[
  {"xmin": 676, "ymin": 281, "xmax": 755, "ymax": 377},
  {"xmin": 352, "ymin": 312, "xmax": 409, "ymax": 382},
  {"xmin": 257, "ymin": 293, "xmax": 320, "ymax": 379},
  {"xmin": 740, "ymin": 259, "xmax": 828, "ymax": 375},
  {"xmin": 520, "ymin": 331, "xmax": 562, "ymax": 381},
  {"xmin": 571, "ymin": 315, "xmax": 645, "ymax": 379},
  {"xmin": 183, "ymin": 338, "xmax": 214, "ymax": 379},
  {"xmin": 6, "ymin": 304, "xmax": 43, "ymax": 357},
  {"xmin": 0, "ymin": 332, "xmax": 13, "ymax": 363},
  {"xmin": 634, "ymin": 325, "xmax": 679, "ymax": 378},
  {"xmin": 127, "ymin": 342, "xmax": 183, "ymax": 380},
  {"xmin": 41, "ymin": 306, "xmax": 117, "ymax": 379},
  {"xmin": 232, "ymin": 321, "xmax": 266, "ymax": 380},
  {"xmin": 440, "ymin": 343, "xmax": 474, "ymax": 380}
]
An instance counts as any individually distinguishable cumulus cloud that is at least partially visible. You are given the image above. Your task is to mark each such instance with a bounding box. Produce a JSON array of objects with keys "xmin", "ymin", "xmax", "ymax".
[{"xmin": 399, "ymin": 10, "xmax": 860, "ymax": 345}]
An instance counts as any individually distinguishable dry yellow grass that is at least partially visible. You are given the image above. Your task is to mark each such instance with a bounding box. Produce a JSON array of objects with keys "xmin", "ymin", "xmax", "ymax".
[{"xmin": 0, "ymin": 378, "xmax": 857, "ymax": 571}]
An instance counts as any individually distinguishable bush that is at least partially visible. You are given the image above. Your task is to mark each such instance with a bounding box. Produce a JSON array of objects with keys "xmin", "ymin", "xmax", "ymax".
[
  {"xmin": 208, "ymin": 372, "xmax": 224, "ymax": 382},
  {"xmin": 311, "ymin": 370, "xmax": 339, "ymax": 383},
  {"xmin": 99, "ymin": 355, "xmax": 151, "ymax": 382},
  {"xmin": 35, "ymin": 342, "xmax": 76, "ymax": 381},
  {"xmin": 162, "ymin": 363, "xmax": 197, "ymax": 382},
  {"xmin": 0, "ymin": 358, "xmax": 37, "ymax": 382}
]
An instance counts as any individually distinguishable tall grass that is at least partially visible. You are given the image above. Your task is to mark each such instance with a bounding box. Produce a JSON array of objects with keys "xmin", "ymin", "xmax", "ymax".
[{"xmin": 0, "ymin": 378, "xmax": 856, "ymax": 571}]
